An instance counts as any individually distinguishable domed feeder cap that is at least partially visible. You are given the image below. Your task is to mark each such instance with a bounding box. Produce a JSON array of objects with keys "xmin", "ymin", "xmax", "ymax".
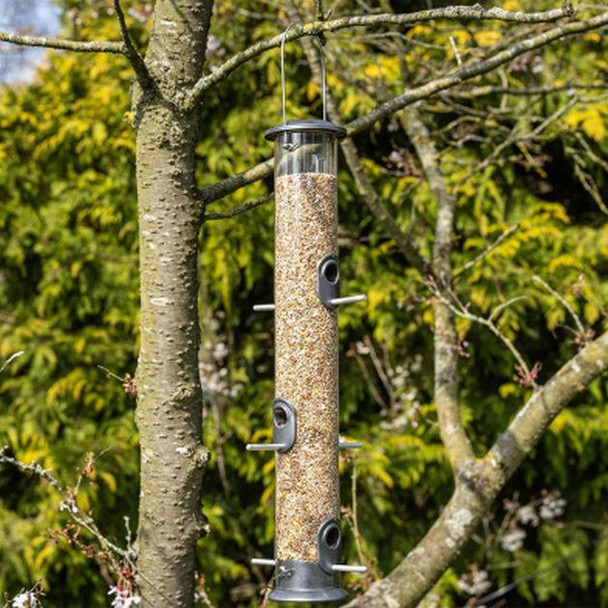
[{"xmin": 265, "ymin": 119, "xmax": 347, "ymax": 141}]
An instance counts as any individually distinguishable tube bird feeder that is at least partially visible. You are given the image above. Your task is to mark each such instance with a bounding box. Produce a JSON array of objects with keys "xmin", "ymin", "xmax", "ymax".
[{"xmin": 247, "ymin": 33, "xmax": 367, "ymax": 603}]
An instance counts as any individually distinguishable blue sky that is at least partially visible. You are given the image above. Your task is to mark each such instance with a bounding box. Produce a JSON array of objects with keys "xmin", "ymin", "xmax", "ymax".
[{"xmin": 0, "ymin": 0, "xmax": 62, "ymax": 82}]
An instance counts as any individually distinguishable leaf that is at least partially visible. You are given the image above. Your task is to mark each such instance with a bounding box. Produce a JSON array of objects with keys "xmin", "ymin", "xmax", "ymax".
[
  {"xmin": 99, "ymin": 471, "xmax": 117, "ymax": 493},
  {"xmin": 566, "ymin": 106, "xmax": 607, "ymax": 142},
  {"xmin": 499, "ymin": 382, "xmax": 518, "ymax": 398}
]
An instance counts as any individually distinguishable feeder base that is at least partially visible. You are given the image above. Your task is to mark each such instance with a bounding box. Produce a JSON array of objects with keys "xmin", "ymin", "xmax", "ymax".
[
  {"xmin": 269, "ymin": 560, "xmax": 347, "ymax": 604},
  {"xmin": 269, "ymin": 588, "xmax": 348, "ymax": 603}
]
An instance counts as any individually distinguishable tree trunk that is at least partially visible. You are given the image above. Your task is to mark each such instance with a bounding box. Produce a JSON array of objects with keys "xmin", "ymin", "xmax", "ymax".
[{"xmin": 133, "ymin": 1, "xmax": 212, "ymax": 606}]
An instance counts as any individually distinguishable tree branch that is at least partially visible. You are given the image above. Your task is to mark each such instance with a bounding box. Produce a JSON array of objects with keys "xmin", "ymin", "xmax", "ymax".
[
  {"xmin": 0, "ymin": 448, "xmax": 130, "ymax": 561},
  {"xmin": 429, "ymin": 279, "xmax": 535, "ymax": 387},
  {"xmin": 344, "ymin": 331, "xmax": 608, "ymax": 608},
  {"xmin": 347, "ymin": 11, "xmax": 608, "ymax": 136},
  {"xmin": 198, "ymin": 10, "xmax": 608, "ymax": 205},
  {"xmin": 444, "ymin": 82, "xmax": 608, "ymax": 99},
  {"xmin": 490, "ymin": 332, "xmax": 608, "ymax": 480},
  {"xmin": 0, "ymin": 31, "xmax": 125, "ymax": 54},
  {"xmin": 203, "ymin": 193, "xmax": 273, "ymax": 221},
  {"xmin": 198, "ymin": 159, "xmax": 273, "ymax": 205},
  {"xmin": 184, "ymin": 4, "xmax": 574, "ymax": 108},
  {"xmin": 401, "ymin": 108, "xmax": 475, "ymax": 472},
  {"xmin": 532, "ymin": 274, "xmax": 588, "ymax": 341},
  {"xmin": 454, "ymin": 225, "xmax": 519, "ymax": 278},
  {"xmin": 454, "ymin": 96, "xmax": 579, "ymax": 186},
  {"xmin": 340, "ymin": 131, "xmax": 428, "ymax": 273},
  {"xmin": 113, "ymin": 0, "xmax": 153, "ymax": 89}
]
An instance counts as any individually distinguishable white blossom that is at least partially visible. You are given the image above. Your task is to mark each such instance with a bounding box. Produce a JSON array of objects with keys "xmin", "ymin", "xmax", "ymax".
[
  {"xmin": 517, "ymin": 504, "xmax": 539, "ymax": 527},
  {"xmin": 539, "ymin": 492, "xmax": 567, "ymax": 520},
  {"xmin": 531, "ymin": 56, "xmax": 544, "ymax": 74},
  {"xmin": 379, "ymin": 414, "xmax": 409, "ymax": 431},
  {"xmin": 410, "ymin": 354, "xmax": 423, "ymax": 373},
  {"xmin": 230, "ymin": 383, "xmax": 244, "ymax": 398},
  {"xmin": 355, "ymin": 341, "xmax": 370, "ymax": 355},
  {"xmin": 58, "ymin": 501, "xmax": 78, "ymax": 514},
  {"xmin": 458, "ymin": 569, "xmax": 492, "ymax": 596},
  {"xmin": 212, "ymin": 342, "xmax": 228, "ymax": 362},
  {"xmin": 500, "ymin": 527, "xmax": 526, "ymax": 552},
  {"xmin": 388, "ymin": 150, "xmax": 403, "ymax": 164},
  {"xmin": 199, "ymin": 315, "xmax": 244, "ymax": 402},
  {"xmin": 108, "ymin": 586, "xmax": 142, "ymax": 608},
  {"xmin": 380, "ymin": 414, "xmax": 410, "ymax": 432},
  {"xmin": 400, "ymin": 387, "xmax": 418, "ymax": 403},
  {"xmin": 12, "ymin": 591, "xmax": 40, "ymax": 608},
  {"xmin": 206, "ymin": 34, "xmax": 226, "ymax": 57}
]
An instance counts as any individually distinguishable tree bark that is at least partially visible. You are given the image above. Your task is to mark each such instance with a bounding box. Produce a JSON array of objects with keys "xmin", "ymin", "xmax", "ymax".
[
  {"xmin": 343, "ymin": 332, "xmax": 608, "ymax": 607},
  {"xmin": 400, "ymin": 108, "xmax": 474, "ymax": 475},
  {"xmin": 133, "ymin": 1, "xmax": 212, "ymax": 606}
]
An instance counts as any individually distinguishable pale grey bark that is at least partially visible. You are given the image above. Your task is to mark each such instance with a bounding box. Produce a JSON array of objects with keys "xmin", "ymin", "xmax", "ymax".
[
  {"xmin": 343, "ymin": 332, "xmax": 608, "ymax": 608},
  {"xmin": 400, "ymin": 109, "xmax": 475, "ymax": 475},
  {"xmin": 133, "ymin": 1, "xmax": 213, "ymax": 606},
  {"xmin": 0, "ymin": 31, "xmax": 124, "ymax": 54},
  {"xmin": 185, "ymin": 4, "xmax": 573, "ymax": 106}
]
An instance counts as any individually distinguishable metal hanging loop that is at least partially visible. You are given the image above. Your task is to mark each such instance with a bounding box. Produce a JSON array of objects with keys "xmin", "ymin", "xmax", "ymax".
[
  {"xmin": 280, "ymin": 24, "xmax": 293, "ymax": 125},
  {"xmin": 315, "ymin": 38, "xmax": 328, "ymax": 122},
  {"xmin": 280, "ymin": 25, "xmax": 327, "ymax": 124}
]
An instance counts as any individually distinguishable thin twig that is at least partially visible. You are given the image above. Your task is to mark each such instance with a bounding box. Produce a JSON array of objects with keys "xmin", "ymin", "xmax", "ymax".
[
  {"xmin": 427, "ymin": 279, "xmax": 536, "ymax": 387},
  {"xmin": 315, "ymin": 0, "xmax": 325, "ymax": 20},
  {"xmin": 443, "ymin": 82, "xmax": 608, "ymax": 99},
  {"xmin": 449, "ymin": 35, "xmax": 463, "ymax": 69},
  {"xmin": 185, "ymin": 4, "xmax": 574, "ymax": 107},
  {"xmin": 454, "ymin": 225, "xmax": 519, "ymax": 278},
  {"xmin": 0, "ymin": 31, "xmax": 125, "ymax": 54},
  {"xmin": 363, "ymin": 336, "xmax": 396, "ymax": 410},
  {"xmin": 575, "ymin": 131, "xmax": 608, "ymax": 172},
  {"xmin": 354, "ymin": 352, "xmax": 389, "ymax": 410},
  {"xmin": 351, "ymin": 459, "xmax": 366, "ymax": 564},
  {"xmin": 0, "ymin": 448, "xmax": 172, "ymax": 605},
  {"xmin": 533, "ymin": 275, "xmax": 588, "ymax": 339},
  {"xmin": 572, "ymin": 158, "xmax": 608, "ymax": 214},
  {"xmin": 203, "ymin": 193, "xmax": 273, "ymax": 220},
  {"xmin": 489, "ymin": 296, "xmax": 529, "ymax": 322},
  {"xmin": 0, "ymin": 448, "xmax": 129, "ymax": 560},
  {"xmin": 199, "ymin": 10, "xmax": 608, "ymax": 205},
  {"xmin": 455, "ymin": 97, "xmax": 579, "ymax": 186},
  {"xmin": 0, "ymin": 350, "xmax": 24, "ymax": 374},
  {"xmin": 97, "ymin": 364, "xmax": 124, "ymax": 383},
  {"xmin": 113, "ymin": 0, "xmax": 153, "ymax": 89},
  {"xmin": 531, "ymin": 96, "xmax": 579, "ymax": 135}
]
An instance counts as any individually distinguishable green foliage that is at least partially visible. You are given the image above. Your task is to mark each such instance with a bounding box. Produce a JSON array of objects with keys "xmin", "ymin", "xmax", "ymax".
[{"xmin": 0, "ymin": 13, "xmax": 139, "ymax": 605}]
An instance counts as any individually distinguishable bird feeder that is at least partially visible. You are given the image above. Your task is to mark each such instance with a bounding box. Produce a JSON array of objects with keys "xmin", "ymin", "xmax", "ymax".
[{"xmin": 246, "ymin": 33, "xmax": 366, "ymax": 603}]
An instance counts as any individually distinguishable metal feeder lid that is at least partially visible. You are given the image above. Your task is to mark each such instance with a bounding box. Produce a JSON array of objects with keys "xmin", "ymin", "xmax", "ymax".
[{"xmin": 265, "ymin": 119, "xmax": 347, "ymax": 141}]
